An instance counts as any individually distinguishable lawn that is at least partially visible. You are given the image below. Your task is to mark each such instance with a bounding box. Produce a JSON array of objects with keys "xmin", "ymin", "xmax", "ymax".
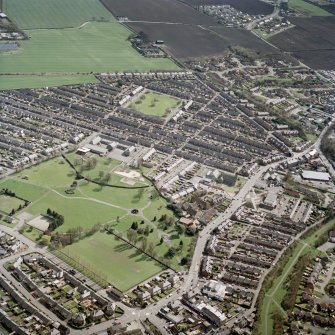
[
  {"xmin": 65, "ymin": 153, "xmax": 149, "ymax": 187},
  {"xmin": 26, "ymin": 192, "xmax": 127, "ymax": 232},
  {"xmin": 3, "ymin": 0, "xmax": 115, "ymax": 29},
  {"xmin": 129, "ymin": 91, "xmax": 181, "ymax": 117},
  {"xmin": 14, "ymin": 158, "xmax": 75, "ymax": 188},
  {"xmin": 0, "ymin": 195, "xmax": 24, "ymax": 214},
  {"xmin": 0, "ymin": 179, "xmax": 47, "ymax": 202},
  {"xmin": 63, "ymin": 232, "xmax": 164, "ymax": 291},
  {"xmin": 0, "ymin": 22, "xmax": 178, "ymax": 76},
  {"xmin": 0, "ymin": 74, "xmax": 98, "ymax": 91},
  {"xmin": 289, "ymin": 0, "xmax": 333, "ymax": 16}
]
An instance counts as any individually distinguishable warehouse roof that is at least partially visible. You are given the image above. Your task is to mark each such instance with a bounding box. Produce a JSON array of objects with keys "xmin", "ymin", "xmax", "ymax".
[{"xmin": 301, "ymin": 170, "xmax": 331, "ymax": 182}]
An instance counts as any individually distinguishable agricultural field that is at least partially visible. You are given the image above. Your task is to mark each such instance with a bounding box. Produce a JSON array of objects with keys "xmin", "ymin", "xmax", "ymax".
[
  {"xmin": 183, "ymin": 0, "xmax": 274, "ymax": 15},
  {"xmin": 0, "ymin": 22, "xmax": 178, "ymax": 75},
  {"xmin": 128, "ymin": 22, "xmax": 275, "ymax": 59},
  {"xmin": 288, "ymin": 0, "xmax": 333, "ymax": 16},
  {"xmin": 129, "ymin": 91, "xmax": 181, "ymax": 117},
  {"xmin": 269, "ymin": 16, "xmax": 335, "ymax": 69},
  {"xmin": 0, "ymin": 74, "xmax": 99, "ymax": 91},
  {"xmin": 100, "ymin": 0, "xmax": 215, "ymax": 24},
  {"xmin": 63, "ymin": 233, "xmax": 164, "ymax": 291},
  {"xmin": 2, "ymin": 0, "xmax": 115, "ymax": 29}
]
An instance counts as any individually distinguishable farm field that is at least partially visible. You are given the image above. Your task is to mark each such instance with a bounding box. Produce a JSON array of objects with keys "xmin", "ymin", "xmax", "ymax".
[
  {"xmin": 128, "ymin": 22, "xmax": 276, "ymax": 59},
  {"xmin": 0, "ymin": 74, "xmax": 98, "ymax": 91},
  {"xmin": 269, "ymin": 16, "xmax": 335, "ymax": 69},
  {"xmin": 129, "ymin": 91, "xmax": 181, "ymax": 117},
  {"xmin": 288, "ymin": 0, "xmax": 333, "ymax": 16},
  {"xmin": 183, "ymin": 0, "xmax": 274, "ymax": 15},
  {"xmin": 2, "ymin": 0, "xmax": 115, "ymax": 29},
  {"xmin": 63, "ymin": 233, "xmax": 164, "ymax": 291},
  {"xmin": 0, "ymin": 22, "xmax": 178, "ymax": 75},
  {"xmin": 100, "ymin": 0, "xmax": 216, "ymax": 24}
]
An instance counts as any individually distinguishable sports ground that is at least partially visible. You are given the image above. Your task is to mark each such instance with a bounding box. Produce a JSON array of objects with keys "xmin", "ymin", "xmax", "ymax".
[{"xmin": 0, "ymin": 0, "xmax": 179, "ymax": 90}]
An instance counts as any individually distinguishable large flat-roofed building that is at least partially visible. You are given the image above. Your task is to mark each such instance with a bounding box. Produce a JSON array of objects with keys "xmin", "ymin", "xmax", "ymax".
[{"xmin": 301, "ymin": 171, "xmax": 331, "ymax": 182}]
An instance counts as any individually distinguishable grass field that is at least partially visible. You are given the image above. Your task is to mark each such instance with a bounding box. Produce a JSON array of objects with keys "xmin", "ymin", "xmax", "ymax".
[
  {"xmin": 3, "ymin": 0, "xmax": 115, "ymax": 29},
  {"xmin": 129, "ymin": 91, "xmax": 181, "ymax": 117},
  {"xmin": 1, "ymin": 23, "xmax": 178, "ymax": 75},
  {"xmin": 0, "ymin": 74, "xmax": 98, "ymax": 91},
  {"xmin": 63, "ymin": 232, "xmax": 164, "ymax": 291},
  {"xmin": 2, "ymin": 154, "xmax": 194, "ymax": 291},
  {"xmin": 289, "ymin": 0, "xmax": 333, "ymax": 16},
  {"xmin": 0, "ymin": 179, "xmax": 47, "ymax": 202},
  {"xmin": 258, "ymin": 218, "xmax": 335, "ymax": 335},
  {"xmin": 0, "ymin": 195, "xmax": 24, "ymax": 214}
]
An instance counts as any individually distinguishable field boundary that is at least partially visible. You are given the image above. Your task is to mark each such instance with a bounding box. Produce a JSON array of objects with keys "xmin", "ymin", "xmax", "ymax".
[{"xmin": 108, "ymin": 229, "xmax": 177, "ymax": 273}]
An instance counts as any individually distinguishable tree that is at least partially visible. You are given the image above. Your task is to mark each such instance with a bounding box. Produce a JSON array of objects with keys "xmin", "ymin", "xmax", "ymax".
[
  {"xmin": 147, "ymin": 242, "xmax": 155, "ymax": 256},
  {"xmin": 179, "ymin": 240, "xmax": 184, "ymax": 248},
  {"xmin": 176, "ymin": 224, "xmax": 185, "ymax": 235},
  {"xmin": 99, "ymin": 170, "xmax": 104, "ymax": 180},
  {"xmin": 144, "ymin": 225, "xmax": 150, "ymax": 236},
  {"xmin": 141, "ymin": 237, "xmax": 148, "ymax": 252},
  {"xmin": 180, "ymin": 256, "xmax": 189, "ymax": 266},
  {"xmin": 160, "ymin": 237, "xmax": 164, "ymax": 244},
  {"xmin": 104, "ymin": 172, "xmax": 112, "ymax": 184},
  {"xmin": 166, "ymin": 247, "xmax": 176, "ymax": 258},
  {"xmin": 131, "ymin": 222, "xmax": 138, "ymax": 230}
]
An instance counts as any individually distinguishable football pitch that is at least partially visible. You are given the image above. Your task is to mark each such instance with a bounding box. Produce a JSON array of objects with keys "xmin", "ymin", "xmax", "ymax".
[{"xmin": 63, "ymin": 233, "xmax": 164, "ymax": 291}]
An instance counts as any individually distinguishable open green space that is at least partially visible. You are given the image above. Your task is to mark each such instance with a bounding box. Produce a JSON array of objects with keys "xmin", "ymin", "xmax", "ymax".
[
  {"xmin": 65, "ymin": 153, "xmax": 150, "ymax": 187},
  {"xmin": 0, "ymin": 22, "xmax": 178, "ymax": 90},
  {"xmin": 63, "ymin": 232, "xmax": 164, "ymax": 291},
  {"xmin": 26, "ymin": 192, "xmax": 127, "ymax": 232},
  {"xmin": 129, "ymin": 91, "xmax": 181, "ymax": 117},
  {"xmin": 2, "ymin": 155, "xmax": 194, "ymax": 290},
  {"xmin": 0, "ymin": 74, "xmax": 98, "ymax": 91},
  {"xmin": 0, "ymin": 179, "xmax": 47, "ymax": 202},
  {"xmin": 258, "ymin": 218, "xmax": 335, "ymax": 335},
  {"xmin": 289, "ymin": 0, "xmax": 333, "ymax": 16},
  {"xmin": 0, "ymin": 195, "xmax": 24, "ymax": 214},
  {"xmin": 3, "ymin": 0, "xmax": 115, "ymax": 29},
  {"xmin": 15, "ymin": 158, "xmax": 75, "ymax": 188}
]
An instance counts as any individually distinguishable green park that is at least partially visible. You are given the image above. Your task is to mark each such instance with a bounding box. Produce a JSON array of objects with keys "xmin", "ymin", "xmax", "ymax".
[
  {"xmin": 0, "ymin": 154, "xmax": 196, "ymax": 291},
  {"xmin": 129, "ymin": 91, "xmax": 182, "ymax": 117}
]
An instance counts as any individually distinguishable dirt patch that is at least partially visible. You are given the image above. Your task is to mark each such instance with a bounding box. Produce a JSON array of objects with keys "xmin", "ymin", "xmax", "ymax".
[
  {"xmin": 28, "ymin": 215, "xmax": 50, "ymax": 232},
  {"xmin": 182, "ymin": 0, "xmax": 274, "ymax": 15}
]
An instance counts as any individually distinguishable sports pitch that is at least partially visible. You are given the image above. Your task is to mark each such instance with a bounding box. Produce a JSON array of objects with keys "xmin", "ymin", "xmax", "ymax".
[
  {"xmin": 63, "ymin": 233, "xmax": 164, "ymax": 291},
  {"xmin": 129, "ymin": 91, "xmax": 182, "ymax": 117}
]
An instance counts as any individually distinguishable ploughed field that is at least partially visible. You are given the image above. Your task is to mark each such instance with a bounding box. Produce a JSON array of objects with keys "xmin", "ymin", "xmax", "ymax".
[
  {"xmin": 269, "ymin": 16, "xmax": 335, "ymax": 69},
  {"xmin": 100, "ymin": 0, "xmax": 216, "ymax": 24},
  {"xmin": 181, "ymin": 0, "xmax": 274, "ymax": 15},
  {"xmin": 128, "ymin": 22, "xmax": 276, "ymax": 59}
]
